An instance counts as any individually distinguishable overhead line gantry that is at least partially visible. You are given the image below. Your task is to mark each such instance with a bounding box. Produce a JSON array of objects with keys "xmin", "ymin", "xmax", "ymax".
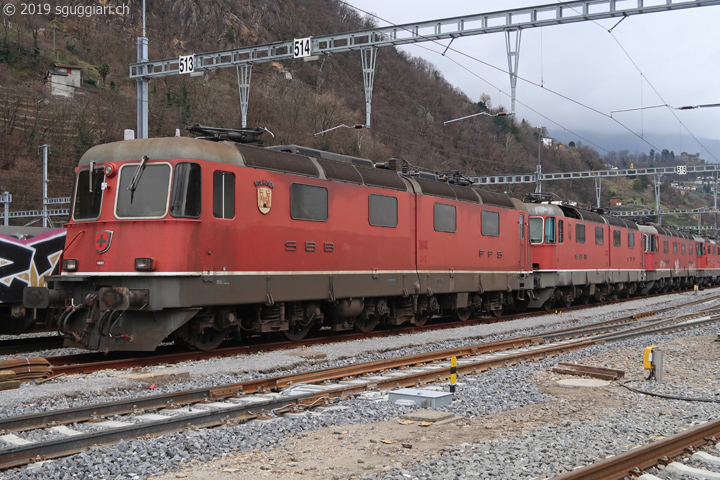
[{"xmin": 129, "ymin": 0, "xmax": 720, "ymax": 137}]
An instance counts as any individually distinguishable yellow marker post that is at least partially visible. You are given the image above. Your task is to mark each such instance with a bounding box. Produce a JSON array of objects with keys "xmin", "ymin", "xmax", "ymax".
[{"xmin": 450, "ymin": 356, "xmax": 457, "ymax": 393}]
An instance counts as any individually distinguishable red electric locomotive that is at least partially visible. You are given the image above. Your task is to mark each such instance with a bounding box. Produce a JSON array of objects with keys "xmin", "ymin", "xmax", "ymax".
[
  {"xmin": 525, "ymin": 203, "xmax": 646, "ymax": 307},
  {"xmin": 24, "ymin": 129, "xmax": 531, "ymax": 352}
]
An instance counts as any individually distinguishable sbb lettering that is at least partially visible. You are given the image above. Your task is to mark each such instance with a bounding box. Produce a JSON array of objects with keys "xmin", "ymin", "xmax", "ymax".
[{"xmin": 285, "ymin": 240, "xmax": 334, "ymax": 253}]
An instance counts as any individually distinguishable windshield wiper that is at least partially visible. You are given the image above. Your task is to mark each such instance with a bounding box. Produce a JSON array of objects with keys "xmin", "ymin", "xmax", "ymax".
[{"xmin": 127, "ymin": 155, "xmax": 149, "ymax": 193}]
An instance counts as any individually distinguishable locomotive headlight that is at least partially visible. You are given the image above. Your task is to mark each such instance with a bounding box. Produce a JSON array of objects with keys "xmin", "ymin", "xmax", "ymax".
[
  {"xmin": 135, "ymin": 257, "xmax": 156, "ymax": 271},
  {"xmin": 62, "ymin": 259, "xmax": 78, "ymax": 272},
  {"xmin": 103, "ymin": 164, "xmax": 116, "ymax": 177}
]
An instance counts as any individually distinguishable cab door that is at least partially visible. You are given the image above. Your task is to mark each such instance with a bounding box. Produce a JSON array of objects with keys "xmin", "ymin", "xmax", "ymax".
[{"xmin": 643, "ymin": 234, "xmax": 656, "ymax": 271}]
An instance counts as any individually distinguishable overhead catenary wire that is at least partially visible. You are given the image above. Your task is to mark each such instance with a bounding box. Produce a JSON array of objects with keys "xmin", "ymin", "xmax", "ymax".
[
  {"xmin": 340, "ymin": 1, "xmax": 656, "ymax": 155},
  {"xmin": 555, "ymin": 0, "xmax": 719, "ymax": 162}
]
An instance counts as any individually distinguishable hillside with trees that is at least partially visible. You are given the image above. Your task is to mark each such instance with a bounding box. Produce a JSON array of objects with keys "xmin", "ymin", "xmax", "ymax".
[{"xmin": 0, "ymin": 0, "xmax": 699, "ymax": 222}]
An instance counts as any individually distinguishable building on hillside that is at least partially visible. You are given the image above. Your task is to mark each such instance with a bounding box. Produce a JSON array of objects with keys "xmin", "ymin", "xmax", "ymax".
[
  {"xmin": 609, "ymin": 197, "xmax": 622, "ymax": 206},
  {"xmin": 44, "ymin": 64, "xmax": 82, "ymax": 98},
  {"xmin": 680, "ymin": 152, "xmax": 701, "ymax": 163}
]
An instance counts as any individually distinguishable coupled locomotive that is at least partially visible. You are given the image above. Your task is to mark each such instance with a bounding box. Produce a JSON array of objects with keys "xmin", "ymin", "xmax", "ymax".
[{"xmin": 23, "ymin": 128, "xmax": 720, "ymax": 352}]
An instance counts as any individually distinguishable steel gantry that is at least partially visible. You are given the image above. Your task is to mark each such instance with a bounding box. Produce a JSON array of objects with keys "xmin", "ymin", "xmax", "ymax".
[
  {"xmin": 471, "ymin": 163, "xmax": 720, "ymax": 226},
  {"xmin": 128, "ymin": 0, "xmax": 720, "ymax": 136}
]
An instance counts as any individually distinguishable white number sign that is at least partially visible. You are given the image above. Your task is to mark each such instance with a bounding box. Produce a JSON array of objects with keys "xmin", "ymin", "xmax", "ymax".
[
  {"xmin": 178, "ymin": 54, "xmax": 195, "ymax": 74},
  {"xmin": 293, "ymin": 37, "xmax": 311, "ymax": 58},
  {"xmin": 677, "ymin": 165, "xmax": 687, "ymax": 175}
]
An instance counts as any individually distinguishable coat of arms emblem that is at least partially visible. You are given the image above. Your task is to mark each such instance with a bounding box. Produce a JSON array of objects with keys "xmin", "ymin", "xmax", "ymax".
[{"xmin": 255, "ymin": 180, "xmax": 274, "ymax": 214}]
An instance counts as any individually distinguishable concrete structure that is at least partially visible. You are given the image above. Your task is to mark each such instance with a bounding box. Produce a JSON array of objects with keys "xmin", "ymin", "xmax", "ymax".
[{"xmin": 45, "ymin": 64, "xmax": 82, "ymax": 97}]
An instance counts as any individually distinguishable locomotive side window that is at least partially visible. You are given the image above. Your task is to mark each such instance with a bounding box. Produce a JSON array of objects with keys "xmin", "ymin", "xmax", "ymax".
[
  {"xmin": 213, "ymin": 171, "xmax": 235, "ymax": 219},
  {"xmin": 558, "ymin": 220, "xmax": 564, "ymax": 243},
  {"xmin": 673, "ymin": 242, "xmax": 677, "ymax": 254},
  {"xmin": 433, "ymin": 203, "xmax": 456, "ymax": 233},
  {"xmin": 529, "ymin": 217, "xmax": 543, "ymax": 244},
  {"xmin": 481, "ymin": 210, "xmax": 499, "ymax": 236},
  {"xmin": 628, "ymin": 232, "xmax": 635, "ymax": 249},
  {"xmin": 613, "ymin": 230, "xmax": 621, "ymax": 247},
  {"xmin": 73, "ymin": 167, "xmax": 105, "ymax": 221},
  {"xmin": 544, "ymin": 217, "xmax": 556, "ymax": 244},
  {"xmin": 291, "ymin": 183, "xmax": 327, "ymax": 222},
  {"xmin": 170, "ymin": 163, "xmax": 201, "ymax": 218},
  {"xmin": 116, "ymin": 163, "xmax": 171, "ymax": 218},
  {"xmin": 576, "ymin": 224, "xmax": 585, "ymax": 244},
  {"xmin": 682, "ymin": 243, "xmax": 686, "ymax": 255},
  {"xmin": 368, "ymin": 194, "xmax": 397, "ymax": 227},
  {"xmin": 519, "ymin": 214, "xmax": 524, "ymax": 239},
  {"xmin": 663, "ymin": 240, "xmax": 669, "ymax": 254},
  {"xmin": 689, "ymin": 244, "xmax": 693, "ymax": 255},
  {"xmin": 595, "ymin": 226, "xmax": 604, "ymax": 246}
]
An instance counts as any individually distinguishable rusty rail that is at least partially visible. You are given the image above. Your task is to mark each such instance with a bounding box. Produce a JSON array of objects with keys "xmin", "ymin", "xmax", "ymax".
[{"xmin": 553, "ymin": 418, "xmax": 720, "ymax": 480}]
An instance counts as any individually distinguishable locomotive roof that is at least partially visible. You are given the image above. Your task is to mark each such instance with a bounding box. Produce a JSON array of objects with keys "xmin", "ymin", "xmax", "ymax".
[{"xmin": 524, "ymin": 203, "xmax": 642, "ymax": 230}]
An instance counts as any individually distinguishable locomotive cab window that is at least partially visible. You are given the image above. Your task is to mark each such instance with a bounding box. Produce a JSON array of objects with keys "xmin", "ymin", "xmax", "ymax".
[
  {"xmin": 613, "ymin": 230, "xmax": 621, "ymax": 247},
  {"xmin": 576, "ymin": 224, "xmax": 586, "ymax": 244},
  {"xmin": 72, "ymin": 166, "xmax": 105, "ymax": 221},
  {"xmin": 170, "ymin": 162, "xmax": 201, "ymax": 218},
  {"xmin": 116, "ymin": 163, "xmax": 171, "ymax": 218},
  {"xmin": 544, "ymin": 217, "xmax": 556, "ymax": 244},
  {"xmin": 481, "ymin": 210, "xmax": 500, "ymax": 236},
  {"xmin": 595, "ymin": 226, "xmax": 604, "ymax": 246},
  {"xmin": 434, "ymin": 203, "xmax": 456, "ymax": 233},
  {"xmin": 529, "ymin": 217, "xmax": 543, "ymax": 244},
  {"xmin": 368, "ymin": 194, "xmax": 397, "ymax": 227},
  {"xmin": 213, "ymin": 171, "xmax": 235, "ymax": 219},
  {"xmin": 291, "ymin": 183, "xmax": 328, "ymax": 222}
]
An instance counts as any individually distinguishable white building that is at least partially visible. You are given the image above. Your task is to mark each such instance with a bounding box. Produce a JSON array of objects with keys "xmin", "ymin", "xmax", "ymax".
[{"xmin": 45, "ymin": 64, "xmax": 82, "ymax": 97}]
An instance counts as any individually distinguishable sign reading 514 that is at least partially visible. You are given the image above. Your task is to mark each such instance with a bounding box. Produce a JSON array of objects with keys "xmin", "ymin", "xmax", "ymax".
[
  {"xmin": 293, "ymin": 37, "xmax": 311, "ymax": 58},
  {"xmin": 179, "ymin": 54, "xmax": 195, "ymax": 74}
]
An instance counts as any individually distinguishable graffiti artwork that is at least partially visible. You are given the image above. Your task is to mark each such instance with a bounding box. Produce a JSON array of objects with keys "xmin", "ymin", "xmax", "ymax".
[{"xmin": 0, "ymin": 228, "xmax": 66, "ymax": 304}]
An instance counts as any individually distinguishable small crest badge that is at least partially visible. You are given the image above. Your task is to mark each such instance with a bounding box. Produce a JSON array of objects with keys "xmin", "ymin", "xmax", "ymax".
[
  {"xmin": 95, "ymin": 230, "xmax": 113, "ymax": 254},
  {"xmin": 255, "ymin": 179, "xmax": 274, "ymax": 215}
]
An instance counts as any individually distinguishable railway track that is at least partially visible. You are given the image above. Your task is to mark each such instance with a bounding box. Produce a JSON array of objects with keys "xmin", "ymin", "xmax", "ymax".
[
  {"xmin": 2, "ymin": 296, "xmax": 720, "ymax": 471},
  {"xmin": 41, "ymin": 291, "xmax": 720, "ymax": 376},
  {"xmin": 554, "ymin": 417, "xmax": 720, "ymax": 480}
]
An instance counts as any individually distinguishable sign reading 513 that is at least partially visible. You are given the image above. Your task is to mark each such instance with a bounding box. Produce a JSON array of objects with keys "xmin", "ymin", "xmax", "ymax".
[
  {"xmin": 293, "ymin": 37, "xmax": 311, "ymax": 58},
  {"xmin": 178, "ymin": 54, "xmax": 195, "ymax": 74}
]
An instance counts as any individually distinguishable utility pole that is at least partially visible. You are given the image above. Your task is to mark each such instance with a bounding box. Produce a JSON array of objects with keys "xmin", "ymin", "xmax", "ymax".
[
  {"xmin": 136, "ymin": 0, "xmax": 148, "ymax": 139},
  {"xmin": 535, "ymin": 126, "xmax": 543, "ymax": 194},
  {"xmin": 38, "ymin": 144, "xmax": 50, "ymax": 227}
]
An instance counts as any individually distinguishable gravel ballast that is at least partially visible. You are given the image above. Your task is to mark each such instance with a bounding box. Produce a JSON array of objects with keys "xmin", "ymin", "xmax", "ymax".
[{"xmin": 1, "ymin": 291, "xmax": 719, "ymax": 480}]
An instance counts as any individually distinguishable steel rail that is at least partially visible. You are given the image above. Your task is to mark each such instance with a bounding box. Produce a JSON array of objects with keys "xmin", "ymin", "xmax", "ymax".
[
  {"xmin": 2, "ymin": 307, "xmax": 719, "ymax": 470},
  {"xmin": 553, "ymin": 417, "xmax": 720, "ymax": 480},
  {"xmin": 0, "ymin": 394, "xmax": 314, "ymax": 470}
]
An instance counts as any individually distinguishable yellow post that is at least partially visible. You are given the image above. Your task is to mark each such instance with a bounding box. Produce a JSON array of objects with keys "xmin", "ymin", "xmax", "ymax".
[{"xmin": 450, "ymin": 356, "xmax": 457, "ymax": 394}]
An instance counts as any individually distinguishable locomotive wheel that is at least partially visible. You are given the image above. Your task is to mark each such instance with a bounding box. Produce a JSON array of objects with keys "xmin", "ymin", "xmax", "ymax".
[
  {"xmin": 454, "ymin": 307, "xmax": 472, "ymax": 322},
  {"xmin": 191, "ymin": 327, "xmax": 229, "ymax": 351},
  {"xmin": 283, "ymin": 321, "xmax": 313, "ymax": 341},
  {"xmin": 355, "ymin": 315, "xmax": 379, "ymax": 333},
  {"xmin": 490, "ymin": 308, "xmax": 503, "ymax": 318},
  {"xmin": 413, "ymin": 313, "xmax": 429, "ymax": 327}
]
